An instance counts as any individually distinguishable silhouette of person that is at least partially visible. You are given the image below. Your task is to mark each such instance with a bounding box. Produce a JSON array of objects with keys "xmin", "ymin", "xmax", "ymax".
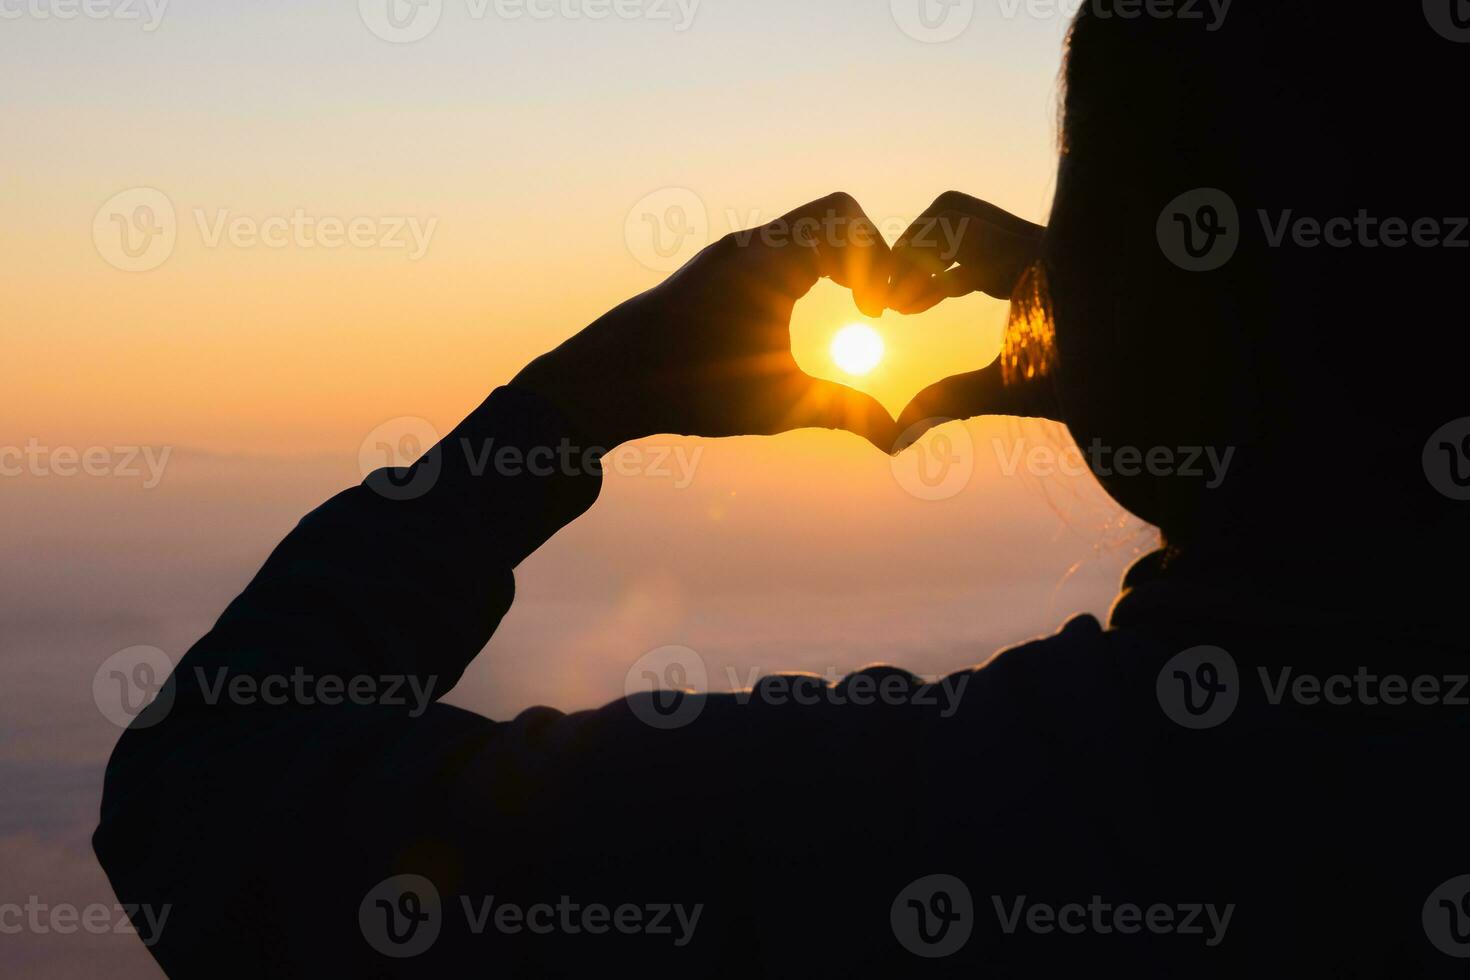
[{"xmin": 97, "ymin": 3, "xmax": 1467, "ymax": 976}]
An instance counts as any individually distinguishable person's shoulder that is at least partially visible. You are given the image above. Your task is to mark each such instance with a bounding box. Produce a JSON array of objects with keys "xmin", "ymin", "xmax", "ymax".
[
  {"xmin": 927, "ymin": 613, "xmax": 1165, "ymax": 729},
  {"xmin": 983, "ymin": 612, "xmax": 1106, "ymax": 663},
  {"xmin": 504, "ymin": 613, "xmax": 1155, "ymax": 757},
  {"xmin": 959, "ymin": 613, "xmax": 1110, "ymax": 685}
]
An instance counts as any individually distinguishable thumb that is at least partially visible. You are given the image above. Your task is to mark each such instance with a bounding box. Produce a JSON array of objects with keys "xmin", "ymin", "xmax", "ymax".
[
  {"xmin": 895, "ymin": 361, "xmax": 1060, "ymax": 452},
  {"xmin": 788, "ymin": 378, "xmax": 900, "ymax": 454}
]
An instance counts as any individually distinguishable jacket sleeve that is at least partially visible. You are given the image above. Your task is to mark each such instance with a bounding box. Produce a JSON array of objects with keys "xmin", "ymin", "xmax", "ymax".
[{"xmin": 93, "ymin": 384, "xmax": 606, "ymax": 976}]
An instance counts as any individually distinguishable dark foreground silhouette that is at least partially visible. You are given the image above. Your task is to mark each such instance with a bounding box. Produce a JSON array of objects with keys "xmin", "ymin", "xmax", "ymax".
[{"xmin": 97, "ymin": 4, "xmax": 1467, "ymax": 976}]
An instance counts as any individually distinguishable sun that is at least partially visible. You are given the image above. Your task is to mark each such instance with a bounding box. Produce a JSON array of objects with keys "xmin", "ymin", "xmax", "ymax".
[{"xmin": 830, "ymin": 323, "xmax": 885, "ymax": 376}]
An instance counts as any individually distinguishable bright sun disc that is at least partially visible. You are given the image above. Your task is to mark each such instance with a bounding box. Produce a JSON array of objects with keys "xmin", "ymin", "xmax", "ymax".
[{"xmin": 830, "ymin": 324, "xmax": 884, "ymax": 376}]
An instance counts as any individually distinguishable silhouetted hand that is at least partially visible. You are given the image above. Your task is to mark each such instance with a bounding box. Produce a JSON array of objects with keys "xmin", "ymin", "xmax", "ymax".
[
  {"xmin": 514, "ymin": 193, "xmax": 897, "ymax": 452},
  {"xmin": 887, "ymin": 192, "xmax": 1059, "ymax": 449},
  {"xmin": 888, "ymin": 191, "xmax": 1045, "ymax": 313}
]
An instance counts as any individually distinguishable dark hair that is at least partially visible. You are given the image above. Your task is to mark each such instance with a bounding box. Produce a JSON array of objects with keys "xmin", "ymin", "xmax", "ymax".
[{"xmin": 1018, "ymin": 1, "xmax": 1466, "ymax": 560}]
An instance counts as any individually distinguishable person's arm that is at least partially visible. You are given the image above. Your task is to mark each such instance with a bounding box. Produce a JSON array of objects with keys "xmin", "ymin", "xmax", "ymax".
[
  {"xmin": 108, "ymin": 190, "xmax": 895, "ymax": 720},
  {"xmin": 93, "ymin": 194, "xmax": 900, "ymax": 973},
  {"xmin": 165, "ymin": 386, "xmax": 602, "ymax": 707}
]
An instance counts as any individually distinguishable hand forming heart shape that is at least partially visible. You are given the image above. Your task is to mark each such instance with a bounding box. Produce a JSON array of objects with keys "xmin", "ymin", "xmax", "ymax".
[
  {"xmin": 514, "ymin": 192, "xmax": 1061, "ymax": 456},
  {"xmin": 796, "ymin": 191, "xmax": 1061, "ymax": 450}
]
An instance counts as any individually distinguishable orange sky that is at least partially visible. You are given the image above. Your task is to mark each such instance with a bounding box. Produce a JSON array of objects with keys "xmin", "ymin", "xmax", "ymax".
[
  {"xmin": 1, "ymin": 8, "xmax": 1165, "ymax": 978},
  {"xmin": 3, "ymin": 3, "xmax": 1072, "ymax": 454}
]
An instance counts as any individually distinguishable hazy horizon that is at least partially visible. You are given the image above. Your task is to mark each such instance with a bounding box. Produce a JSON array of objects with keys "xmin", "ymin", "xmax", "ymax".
[{"xmin": 1, "ymin": 3, "xmax": 1156, "ymax": 975}]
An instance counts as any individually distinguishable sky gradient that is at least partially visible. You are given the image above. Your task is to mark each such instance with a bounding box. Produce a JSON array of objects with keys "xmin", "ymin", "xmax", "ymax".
[{"xmin": 1, "ymin": 3, "xmax": 1154, "ymax": 975}]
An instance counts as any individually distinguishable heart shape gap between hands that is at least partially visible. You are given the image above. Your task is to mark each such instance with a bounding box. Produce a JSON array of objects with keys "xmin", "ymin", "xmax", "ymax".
[{"xmin": 789, "ymin": 281, "xmax": 1007, "ymax": 426}]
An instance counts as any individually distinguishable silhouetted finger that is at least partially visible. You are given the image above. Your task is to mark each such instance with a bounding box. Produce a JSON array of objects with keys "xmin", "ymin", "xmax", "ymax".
[
  {"xmin": 894, "ymin": 361, "xmax": 1060, "ymax": 452},
  {"xmin": 894, "ymin": 191, "xmax": 1042, "ymax": 249},
  {"xmin": 767, "ymin": 192, "xmax": 891, "ymax": 318},
  {"xmin": 890, "ymin": 207, "xmax": 970, "ymax": 296},
  {"xmin": 890, "ymin": 194, "xmax": 1044, "ymax": 309},
  {"xmin": 785, "ymin": 377, "xmax": 899, "ymax": 453},
  {"xmin": 891, "ymin": 190, "xmax": 1030, "ymax": 280},
  {"xmin": 892, "ymin": 216, "xmax": 1043, "ymax": 307},
  {"xmin": 887, "ymin": 266, "xmax": 983, "ymax": 315}
]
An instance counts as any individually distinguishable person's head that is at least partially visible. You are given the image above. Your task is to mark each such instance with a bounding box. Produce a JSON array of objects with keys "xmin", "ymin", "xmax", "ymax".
[{"xmin": 1016, "ymin": 2, "xmax": 1465, "ymax": 570}]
